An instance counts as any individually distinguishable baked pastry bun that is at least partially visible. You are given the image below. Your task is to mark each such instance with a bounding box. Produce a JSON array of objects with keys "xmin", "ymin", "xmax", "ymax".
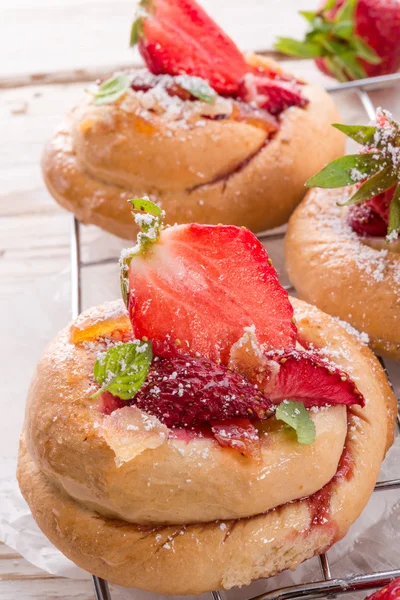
[
  {"xmin": 18, "ymin": 201, "xmax": 396, "ymax": 594},
  {"xmin": 41, "ymin": 0, "xmax": 344, "ymax": 240},
  {"xmin": 286, "ymin": 109, "xmax": 400, "ymax": 360}
]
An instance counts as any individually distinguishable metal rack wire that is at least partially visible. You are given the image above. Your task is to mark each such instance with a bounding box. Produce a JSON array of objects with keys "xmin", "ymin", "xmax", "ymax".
[{"xmin": 70, "ymin": 72, "xmax": 400, "ymax": 600}]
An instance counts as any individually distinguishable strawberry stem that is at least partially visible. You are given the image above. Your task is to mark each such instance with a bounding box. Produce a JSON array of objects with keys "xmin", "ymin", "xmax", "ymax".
[{"xmin": 119, "ymin": 197, "xmax": 165, "ymax": 306}]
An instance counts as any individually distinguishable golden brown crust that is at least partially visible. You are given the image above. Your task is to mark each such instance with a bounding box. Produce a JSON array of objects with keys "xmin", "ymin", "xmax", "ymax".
[
  {"xmin": 17, "ymin": 298, "xmax": 396, "ymax": 593},
  {"xmin": 41, "ymin": 56, "xmax": 344, "ymax": 240},
  {"xmin": 22, "ymin": 300, "xmax": 347, "ymax": 525},
  {"xmin": 285, "ymin": 188, "xmax": 400, "ymax": 361}
]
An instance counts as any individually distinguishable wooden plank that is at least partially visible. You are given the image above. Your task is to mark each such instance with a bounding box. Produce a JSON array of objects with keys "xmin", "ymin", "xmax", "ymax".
[{"xmin": 1, "ymin": 0, "xmax": 316, "ymax": 79}]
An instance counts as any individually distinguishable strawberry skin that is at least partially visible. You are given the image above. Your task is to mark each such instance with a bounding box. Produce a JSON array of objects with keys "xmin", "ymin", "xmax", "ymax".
[
  {"xmin": 347, "ymin": 186, "xmax": 395, "ymax": 237},
  {"xmin": 128, "ymin": 224, "xmax": 296, "ymax": 364},
  {"xmin": 265, "ymin": 350, "xmax": 365, "ymax": 408},
  {"xmin": 137, "ymin": 0, "xmax": 248, "ymax": 95},
  {"xmin": 134, "ymin": 354, "xmax": 272, "ymax": 428},
  {"xmin": 365, "ymin": 579, "xmax": 400, "ymax": 600},
  {"xmin": 347, "ymin": 203, "xmax": 388, "ymax": 237}
]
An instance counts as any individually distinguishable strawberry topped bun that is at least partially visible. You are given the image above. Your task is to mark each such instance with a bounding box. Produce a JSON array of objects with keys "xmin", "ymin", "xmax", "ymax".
[
  {"xmin": 18, "ymin": 199, "xmax": 396, "ymax": 593},
  {"xmin": 286, "ymin": 108, "xmax": 400, "ymax": 360},
  {"xmin": 41, "ymin": 0, "xmax": 343, "ymax": 240}
]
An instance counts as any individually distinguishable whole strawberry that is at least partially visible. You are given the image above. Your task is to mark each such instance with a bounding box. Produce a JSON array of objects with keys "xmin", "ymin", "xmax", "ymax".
[{"xmin": 275, "ymin": 0, "xmax": 400, "ymax": 82}]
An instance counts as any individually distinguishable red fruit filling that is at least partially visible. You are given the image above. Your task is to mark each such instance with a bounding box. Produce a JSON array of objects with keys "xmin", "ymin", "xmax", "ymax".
[
  {"xmin": 211, "ymin": 419, "xmax": 261, "ymax": 460},
  {"xmin": 264, "ymin": 349, "xmax": 365, "ymax": 408},
  {"xmin": 128, "ymin": 224, "xmax": 297, "ymax": 364},
  {"xmin": 134, "ymin": 354, "xmax": 272, "ymax": 428},
  {"xmin": 133, "ymin": 0, "xmax": 308, "ymax": 115},
  {"xmin": 129, "ymin": 69, "xmax": 279, "ymax": 134},
  {"xmin": 238, "ymin": 73, "xmax": 309, "ymax": 116},
  {"xmin": 98, "ymin": 390, "xmax": 125, "ymax": 415}
]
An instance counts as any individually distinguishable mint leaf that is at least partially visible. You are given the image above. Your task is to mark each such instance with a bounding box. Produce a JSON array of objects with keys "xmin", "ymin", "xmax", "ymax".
[
  {"xmin": 91, "ymin": 341, "xmax": 152, "ymax": 400},
  {"xmin": 89, "ymin": 75, "xmax": 132, "ymax": 106},
  {"xmin": 275, "ymin": 401, "xmax": 316, "ymax": 445},
  {"xmin": 274, "ymin": 37, "xmax": 323, "ymax": 58},
  {"xmin": 339, "ymin": 165, "xmax": 398, "ymax": 206},
  {"xmin": 175, "ymin": 75, "xmax": 216, "ymax": 104},
  {"xmin": 129, "ymin": 197, "xmax": 164, "ymax": 219},
  {"xmin": 352, "ymin": 37, "xmax": 381, "ymax": 64},
  {"xmin": 306, "ymin": 154, "xmax": 384, "ymax": 188},
  {"xmin": 332, "ymin": 124, "xmax": 377, "ymax": 145},
  {"xmin": 388, "ymin": 184, "xmax": 400, "ymax": 236}
]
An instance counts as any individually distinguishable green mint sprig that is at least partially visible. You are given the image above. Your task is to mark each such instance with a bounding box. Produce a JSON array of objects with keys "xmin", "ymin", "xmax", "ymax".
[
  {"xmin": 91, "ymin": 340, "xmax": 152, "ymax": 400},
  {"xmin": 306, "ymin": 111, "xmax": 400, "ymax": 237},
  {"xmin": 175, "ymin": 75, "xmax": 216, "ymax": 104},
  {"xmin": 119, "ymin": 198, "xmax": 165, "ymax": 306},
  {"xmin": 87, "ymin": 75, "xmax": 132, "ymax": 106},
  {"xmin": 275, "ymin": 0, "xmax": 381, "ymax": 82},
  {"xmin": 275, "ymin": 400, "xmax": 316, "ymax": 445}
]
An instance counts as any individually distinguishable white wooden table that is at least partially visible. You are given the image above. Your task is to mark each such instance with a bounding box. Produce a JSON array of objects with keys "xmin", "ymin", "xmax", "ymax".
[{"xmin": 1, "ymin": 2, "xmax": 399, "ymax": 598}]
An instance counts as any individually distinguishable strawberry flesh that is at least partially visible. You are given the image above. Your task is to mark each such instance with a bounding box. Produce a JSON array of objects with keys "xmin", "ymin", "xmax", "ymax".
[
  {"xmin": 211, "ymin": 419, "xmax": 261, "ymax": 459},
  {"xmin": 138, "ymin": 0, "xmax": 248, "ymax": 95},
  {"xmin": 365, "ymin": 578, "xmax": 400, "ymax": 600},
  {"xmin": 264, "ymin": 349, "xmax": 365, "ymax": 408},
  {"xmin": 134, "ymin": 354, "xmax": 272, "ymax": 428},
  {"xmin": 128, "ymin": 224, "xmax": 296, "ymax": 364},
  {"xmin": 239, "ymin": 73, "xmax": 309, "ymax": 116}
]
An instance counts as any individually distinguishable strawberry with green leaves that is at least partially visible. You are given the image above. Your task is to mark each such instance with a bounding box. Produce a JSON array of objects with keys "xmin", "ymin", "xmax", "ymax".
[
  {"xmin": 91, "ymin": 199, "xmax": 364, "ymax": 456},
  {"xmin": 275, "ymin": 0, "xmax": 400, "ymax": 82},
  {"xmin": 130, "ymin": 0, "xmax": 309, "ymax": 115},
  {"xmin": 307, "ymin": 108, "xmax": 400, "ymax": 240}
]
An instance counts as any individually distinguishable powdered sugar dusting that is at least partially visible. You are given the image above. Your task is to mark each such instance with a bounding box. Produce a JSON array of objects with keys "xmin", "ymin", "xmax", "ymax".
[{"xmin": 309, "ymin": 188, "xmax": 400, "ymax": 290}]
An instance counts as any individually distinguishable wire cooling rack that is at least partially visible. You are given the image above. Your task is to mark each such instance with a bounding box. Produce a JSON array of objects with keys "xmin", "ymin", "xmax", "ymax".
[{"xmin": 69, "ymin": 71, "xmax": 400, "ymax": 600}]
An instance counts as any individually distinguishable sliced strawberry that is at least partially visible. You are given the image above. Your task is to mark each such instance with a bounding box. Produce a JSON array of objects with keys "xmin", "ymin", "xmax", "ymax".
[
  {"xmin": 365, "ymin": 579, "xmax": 400, "ymax": 600},
  {"xmin": 134, "ymin": 354, "xmax": 272, "ymax": 428},
  {"xmin": 135, "ymin": 0, "xmax": 248, "ymax": 95},
  {"xmin": 128, "ymin": 224, "xmax": 296, "ymax": 363},
  {"xmin": 347, "ymin": 203, "xmax": 388, "ymax": 237},
  {"xmin": 264, "ymin": 349, "xmax": 365, "ymax": 408},
  {"xmin": 211, "ymin": 419, "xmax": 261, "ymax": 459},
  {"xmin": 239, "ymin": 73, "xmax": 309, "ymax": 116}
]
